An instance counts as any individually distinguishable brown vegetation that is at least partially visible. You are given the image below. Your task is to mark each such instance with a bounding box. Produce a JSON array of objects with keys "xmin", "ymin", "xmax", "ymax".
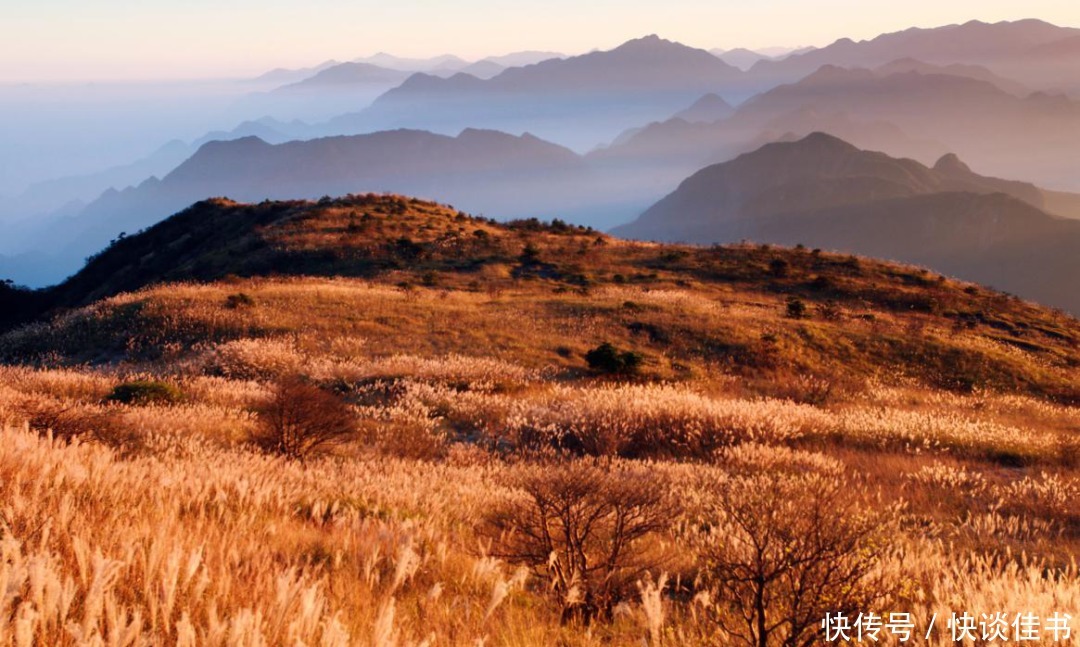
[{"xmin": 0, "ymin": 195, "xmax": 1076, "ymax": 644}]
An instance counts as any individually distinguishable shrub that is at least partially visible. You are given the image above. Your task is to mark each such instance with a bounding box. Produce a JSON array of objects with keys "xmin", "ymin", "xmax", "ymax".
[
  {"xmin": 484, "ymin": 462, "xmax": 675, "ymax": 624},
  {"xmin": 105, "ymin": 380, "xmax": 183, "ymax": 405},
  {"xmin": 520, "ymin": 243, "xmax": 541, "ymax": 262},
  {"xmin": 785, "ymin": 297, "xmax": 807, "ymax": 319},
  {"xmin": 768, "ymin": 258, "xmax": 789, "ymax": 278},
  {"xmin": 585, "ymin": 342, "xmax": 643, "ymax": 375},
  {"xmin": 252, "ymin": 376, "xmax": 358, "ymax": 459},
  {"xmin": 224, "ymin": 292, "xmax": 256, "ymax": 309}
]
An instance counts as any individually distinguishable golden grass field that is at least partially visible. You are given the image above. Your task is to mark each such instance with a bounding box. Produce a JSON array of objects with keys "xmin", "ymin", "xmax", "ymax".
[{"xmin": 0, "ymin": 196, "xmax": 1076, "ymax": 645}]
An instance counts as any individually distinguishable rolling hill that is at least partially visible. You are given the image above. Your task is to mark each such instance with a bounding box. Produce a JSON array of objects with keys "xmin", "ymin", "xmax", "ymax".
[
  {"xmin": 5, "ymin": 192, "xmax": 1078, "ymax": 405},
  {"xmin": 614, "ymin": 133, "xmax": 1080, "ymax": 314}
]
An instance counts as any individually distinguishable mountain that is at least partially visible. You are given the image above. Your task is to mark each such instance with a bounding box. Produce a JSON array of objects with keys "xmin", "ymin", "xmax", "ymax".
[
  {"xmin": 235, "ymin": 63, "xmax": 410, "ymax": 123},
  {"xmin": 872, "ymin": 58, "xmax": 1031, "ymax": 96},
  {"xmin": 615, "ymin": 133, "xmax": 1080, "ymax": 314},
  {"xmin": 275, "ymin": 63, "xmax": 410, "ymax": 90},
  {"xmin": 670, "ymin": 93, "xmax": 735, "ymax": 123},
  {"xmin": 2, "ymin": 139, "xmax": 192, "ymax": 230},
  {"xmin": 588, "ymin": 100, "xmax": 948, "ymax": 227},
  {"xmin": 713, "ymin": 48, "xmax": 775, "ymax": 70},
  {"xmin": 323, "ymin": 35, "xmax": 747, "ymax": 150},
  {"xmin": 20, "ymin": 128, "xmax": 595, "ymax": 285},
  {"xmin": 249, "ymin": 60, "xmax": 341, "ymax": 85},
  {"xmin": 457, "ymin": 60, "xmax": 505, "ymax": 79},
  {"xmin": 734, "ymin": 65, "xmax": 1080, "ymax": 190},
  {"xmin": 712, "ymin": 46, "xmax": 815, "ymax": 70},
  {"xmin": 595, "ymin": 45, "xmax": 1080, "ymax": 196},
  {"xmin": 481, "ymin": 51, "xmax": 564, "ymax": 67},
  {"xmin": 353, "ymin": 53, "xmax": 470, "ymax": 72},
  {"xmin": 748, "ymin": 19, "xmax": 1080, "ymax": 94}
]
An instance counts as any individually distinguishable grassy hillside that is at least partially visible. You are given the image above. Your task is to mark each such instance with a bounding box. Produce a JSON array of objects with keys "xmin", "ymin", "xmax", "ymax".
[
  {"xmin": 11, "ymin": 193, "xmax": 1079, "ymax": 402},
  {"xmin": 0, "ymin": 194, "xmax": 1077, "ymax": 645}
]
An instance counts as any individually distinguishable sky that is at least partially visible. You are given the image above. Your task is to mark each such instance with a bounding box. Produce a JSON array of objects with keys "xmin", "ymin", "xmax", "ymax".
[{"xmin": 3, "ymin": 0, "xmax": 1080, "ymax": 82}]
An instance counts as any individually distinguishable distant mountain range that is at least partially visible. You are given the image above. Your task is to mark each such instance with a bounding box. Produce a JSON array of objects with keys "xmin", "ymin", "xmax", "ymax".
[
  {"xmin": 738, "ymin": 64, "xmax": 1080, "ymax": 189},
  {"xmin": 711, "ymin": 46, "xmax": 814, "ymax": 70},
  {"xmin": 321, "ymin": 35, "xmax": 748, "ymax": 150},
  {"xmin": 615, "ymin": 133, "xmax": 1080, "ymax": 314},
  {"xmin": 747, "ymin": 19, "xmax": 1080, "ymax": 94},
  {"xmin": 600, "ymin": 60, "xmax": 1080, "ymax": 195},
  {"xmin": 275, "ymin": 63, "xmax": 411, "ymax": 90}
]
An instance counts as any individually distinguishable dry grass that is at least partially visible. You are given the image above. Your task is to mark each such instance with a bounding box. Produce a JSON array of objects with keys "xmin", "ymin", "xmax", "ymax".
[
  {"xmin": 0, "ymin": 196, "xmax": 1077, "ymax": 644},
  {"xmin": 0, "ymin": 351, "xmax": 1076, "ymax": 644}
]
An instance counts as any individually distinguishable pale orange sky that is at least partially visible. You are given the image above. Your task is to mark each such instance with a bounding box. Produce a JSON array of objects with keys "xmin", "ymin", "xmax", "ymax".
[{"xmin": 3, "ymin": 0, "xmax": 1080, "ymax": 82}]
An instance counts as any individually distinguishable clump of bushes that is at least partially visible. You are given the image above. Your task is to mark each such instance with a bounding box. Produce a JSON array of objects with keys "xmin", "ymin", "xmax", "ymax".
[
  {"xmin": 585, "ymin": 342, "xmax": 643, "ymax": 375},
  {"xmin": 105, "ymin": 380, "xmax": 183, "ymax": 405},
  {"xmin": 252, "ymin": 376, "xmax": 357, "ymax": 460},
  {"xmin": 785, "ymin": 297, "xmax": 807, "ymax": 319},
  {"xmin": 224, "ymin": 292, "xmax": 256, "ymax": 309}
]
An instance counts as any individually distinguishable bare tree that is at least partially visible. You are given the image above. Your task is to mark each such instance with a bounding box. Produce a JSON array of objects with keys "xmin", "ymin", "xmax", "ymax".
[
  {"xmin": 689, "ymin": 471, "xmax": 893, "ymax": 647},
  {"xmin": 252, "ymin": 376, "xmax": 357, "ymax": 459},
  {"xmin": 484, "ymin": 461, "xmax": 676, "ymax": 625}
]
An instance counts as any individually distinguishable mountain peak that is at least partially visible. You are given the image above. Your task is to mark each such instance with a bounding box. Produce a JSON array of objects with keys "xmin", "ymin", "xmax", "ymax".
[
  {"xmin": 792, "ymin": 131, "xmax": 861, "ymax": 152},
  {"xmin": 934, "ymin": 152, "xmax": 973, "ymax": 175},
  {"xmin": 612, "ymin": 34, "xmax": 688, "ymax": 54},
  {"xmin": 672, "ymin": 93, "xmax": 735, "ymax": 123}
]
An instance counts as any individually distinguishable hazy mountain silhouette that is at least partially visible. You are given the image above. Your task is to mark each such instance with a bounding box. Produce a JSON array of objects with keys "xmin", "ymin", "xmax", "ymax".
[
  {"xmin": 481, "ymin": 51, "xmax": 564, "ymax": 67},
  {"xmin": 873, "ymin": 58, "xmax": 1031, "ymax": 95},
  {"xmin": 734, "ymin": 65, "xmax": 1080, "ymax": 190},
  {"xmin": 19, "ymin": 129, "xmax": 596, "ymax": 285},
  {"xmin": 712, "ymin": 48, "xmax": 775, "ymax": 70},
  {"xmin": 748, "ymin": 19, "xmax": 1080, "ymax": 94},
  {"xmin": 4, "ymin": 140, "xmax": 191, "ymax": 227},
  {"xmin": 353, "ymin": 53, "xmax": 471, "ymax": 72},
  {"xmin": 457, "ymin": 60, "xmax": 505, "ymax": 79},
  {"xmin": 615, "ymin": 133, "xmax": 1080, "ymax": 313},
  {"xmin": 236, "ymin": 63, "xmax": 410, "ymax": 122},
  {"xmin": 274, "ymin": 63, "xmax": 410, "ymax": 90},
  {"xmin": 249, "ymin": 60, "xmax": 342, "ymax": 85},
  {"xmin": 322, "ymin": 35, "xmax": 747, "ymax": 150},
  {"xmin": 588, "ymin": 60, "xmax": 1059, "ymax": 198},
  {"xmin": 712, "ymin": 46, "xmax": 814, "ymax": 70},
  {"xmin": 671, "ymin": 94, "xmax": 735, "ymax": 123}
]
